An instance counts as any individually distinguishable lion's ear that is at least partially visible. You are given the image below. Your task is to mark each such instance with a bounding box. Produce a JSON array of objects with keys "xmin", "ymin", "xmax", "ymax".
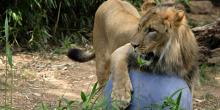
[
  {"xmin": 175, "ymin": 10, "xmax": 185, "ymax": 24},
  {"xmin": 141, "ymin": 0, "xmax": 156, "ymax": 15}
]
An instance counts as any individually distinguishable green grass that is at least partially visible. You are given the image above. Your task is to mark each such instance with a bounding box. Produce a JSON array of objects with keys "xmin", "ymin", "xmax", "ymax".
[
  {"xmin": 145, "ymin": 89, "xmax": 184, "ymax": 110},
  {"xmin": 199, "ymin": 64, "xmax": 211, "ymax": 85},
  {"xmin": 37, "ymin": 82, "xmax": 184, "ymax": 110},
  {"xmin": 37, "ymin": 82, "xmax": 118, "ymax": 110}
]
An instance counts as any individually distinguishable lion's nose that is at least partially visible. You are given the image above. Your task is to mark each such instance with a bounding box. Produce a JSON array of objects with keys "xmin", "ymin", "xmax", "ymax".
[{"xmin": 131, "ymin": 42, "xmax": 139, "ymax": 48}]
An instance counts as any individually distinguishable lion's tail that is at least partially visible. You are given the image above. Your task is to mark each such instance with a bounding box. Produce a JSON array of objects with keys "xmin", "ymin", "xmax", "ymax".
[{"xmin": 67, "ymin": 48, "xmax": 95, "ymax": 62}]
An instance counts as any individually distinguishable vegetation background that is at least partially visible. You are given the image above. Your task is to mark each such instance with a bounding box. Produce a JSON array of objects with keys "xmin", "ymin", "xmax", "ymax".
[{"xmin": 0, "ymin": 0, "xmax": 142, "ymax": 52}]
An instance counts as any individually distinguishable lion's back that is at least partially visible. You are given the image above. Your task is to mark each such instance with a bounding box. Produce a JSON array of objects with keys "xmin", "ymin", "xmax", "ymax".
[{"xmin": 93, "ymin": 0, "xmax": 140, "ymax": 53}]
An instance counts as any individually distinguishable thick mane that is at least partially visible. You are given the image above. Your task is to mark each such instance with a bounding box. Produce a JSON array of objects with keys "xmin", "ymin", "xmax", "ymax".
[
  {"xmin": 128, "ymin": 6, "xmax": 199, "ymax": 90},
  {"xmin": 156, "ymin": 23, "xmax": 198, "ymax": 77}
]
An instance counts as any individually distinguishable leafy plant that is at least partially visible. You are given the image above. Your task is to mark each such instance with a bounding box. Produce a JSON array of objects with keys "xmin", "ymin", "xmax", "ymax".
[
  {"xmin": 38, "ymin": 82, "xmax": 112, "ymax": 110},
  {"xmin": 146, "ymin": 88, "xmax": 184, "ymax": 110},
  {"xmin": 80, "ymin": 82, "xmax": 99, "ymax": 109},
  {"xmin": 3, "ymin": 14, "xmax": 15, "ymax": 110},
  {"xmin": 161, "ymin": 89, "xmax": 183, "ymax": 110},
  {"xmin": 199, "ymin": 64, "xmax": 209, "ymax": 84},
  {"xmin": 137, "ymin": 55, "xmax": 152, "ymax": 67}
]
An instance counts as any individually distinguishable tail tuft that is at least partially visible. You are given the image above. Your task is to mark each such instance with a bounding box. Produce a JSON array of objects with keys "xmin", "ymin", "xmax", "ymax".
[{"xmin": 67, "ymin": 48, "xmax": 95, "ymax": 62}]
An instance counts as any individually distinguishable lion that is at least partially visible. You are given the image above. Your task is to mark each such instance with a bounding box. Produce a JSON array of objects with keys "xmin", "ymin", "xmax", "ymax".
[
  {"xmin": 67, "ymin": 0, "xmax": 145, "ymax": 87},
  {"xmin": 110, "ymin": 5, "xmax": 199, "ymax": 109}
]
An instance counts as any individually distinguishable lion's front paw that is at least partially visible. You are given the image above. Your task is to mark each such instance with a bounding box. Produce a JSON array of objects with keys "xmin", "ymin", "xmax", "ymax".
[{"xmin": 111, "ymin": 83, "xmax": 132, "ymax": 109}]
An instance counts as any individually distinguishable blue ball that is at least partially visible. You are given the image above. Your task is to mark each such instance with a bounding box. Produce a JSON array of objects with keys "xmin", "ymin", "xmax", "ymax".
[{"xmin": 104, "ymin": 70, "xmax": 192, "ymax": 110}]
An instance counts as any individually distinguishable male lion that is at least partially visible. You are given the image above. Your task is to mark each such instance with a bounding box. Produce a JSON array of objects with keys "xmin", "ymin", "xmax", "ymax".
[{"xmin": 110, "ymin": 4, "xmax": 198, "ymax": 109}]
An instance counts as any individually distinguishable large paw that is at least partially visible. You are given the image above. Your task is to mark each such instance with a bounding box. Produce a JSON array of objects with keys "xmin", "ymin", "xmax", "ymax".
[{"xmin": 111, "ymin": 82, "xmax": 132, "ymax": 109}]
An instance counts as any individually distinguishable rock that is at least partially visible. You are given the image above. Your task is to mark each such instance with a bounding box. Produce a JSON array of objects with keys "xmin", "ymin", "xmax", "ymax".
[
  {"xmin": 211, "ymin": 48, "xmax": 220, "ymax": 57},
  {"xmin": 208, "ymin": 48, "xmax": 220, "ymax": 64},
  {"xmin": 189, "ymin": 1, "xmax": 213, "ymax": 14},
  {"xmin": 193, "ymin": 19, "xmax": 220, "ymax": 65},
  {"xmin": 208, "ymin": 57, "xmax": 220, "ymax": 65}
]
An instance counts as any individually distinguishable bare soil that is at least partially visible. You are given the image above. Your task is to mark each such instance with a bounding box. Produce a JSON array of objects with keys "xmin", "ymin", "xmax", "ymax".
[
  {"xmin": 0, "ymin": 53, "xmax": 96, "ymax": 109},
  {"xmin": 0, "ymin": 53, "xmax": 220, "ymax": 110}
]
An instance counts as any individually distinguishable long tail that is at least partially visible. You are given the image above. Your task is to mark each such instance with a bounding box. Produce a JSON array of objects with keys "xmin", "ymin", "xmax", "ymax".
[{"xmin": 67, "ymin": 48, "xmax": 95, "ymax": 62}]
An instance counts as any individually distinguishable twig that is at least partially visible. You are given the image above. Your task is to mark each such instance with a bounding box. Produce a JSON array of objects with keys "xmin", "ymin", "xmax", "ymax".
[
  {"xmin": 53, "ymin": 1, "xmax": 62, "ymax": 36},
  {"xmin": 5, "ymin": 55, "xmax": 8, "ymax": 106}
]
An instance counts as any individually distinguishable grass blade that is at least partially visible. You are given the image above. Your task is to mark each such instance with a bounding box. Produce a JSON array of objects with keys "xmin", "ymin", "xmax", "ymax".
[
  {"xmin": 170, "ymin": 88, "xmax": 183, "ymax": 98},
  {"xmin": 175, "ymin": 91, "xmax": 182, "ymax": 110},
  {"xmin": 88, "ymin": 82, "xmax": 98, "ymax": 102},
  {"xmin": 5, "ymin": 16, "xmax": 13, "ymax": 67},
  {"xmin": 81, "ymin": 91, "xmax": 87, "ymax": 102}
]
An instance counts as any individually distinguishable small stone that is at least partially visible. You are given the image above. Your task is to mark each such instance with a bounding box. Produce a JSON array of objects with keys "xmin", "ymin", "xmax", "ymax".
[{"xmin": 33, "ymin": 93, "xmax": 41, "ymax": 97}]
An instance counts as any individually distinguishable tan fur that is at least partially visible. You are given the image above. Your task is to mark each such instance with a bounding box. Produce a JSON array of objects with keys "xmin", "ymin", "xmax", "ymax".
[
  {"xmin": 111, "ymin": 6, "xmax": 198, "ymax": 109},
  {"xmin": 68, "ymin": 1, "xmax": 154, "ymax": 108},
  {"xmin": 67, "ymin": 0, "xmax": 157, "ymax": 88},
  {"xmin": 91, "ymin": 0, "xmax": 141, "ymax": 87}
]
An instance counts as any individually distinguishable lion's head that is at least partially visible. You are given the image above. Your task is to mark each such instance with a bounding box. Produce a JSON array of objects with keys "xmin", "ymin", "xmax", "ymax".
[{"xmin": 131, "ymin": 6, "xmax": 198, "ymax": 76}]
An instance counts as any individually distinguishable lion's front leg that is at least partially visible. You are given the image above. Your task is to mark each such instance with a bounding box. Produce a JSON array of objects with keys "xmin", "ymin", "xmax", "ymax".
[{"xmin": 110, "ymin": 43, "xmax": 133, "ymax": 109}]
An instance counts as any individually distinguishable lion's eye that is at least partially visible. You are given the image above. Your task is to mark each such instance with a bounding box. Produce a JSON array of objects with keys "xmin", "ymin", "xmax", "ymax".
[
  {"xmin": 144, "ymin": 27, "xmax": 157, "ymax": 33},
  {"xmin": 148, "ymin": 28, "xmax": 157, "ymax": 33}
]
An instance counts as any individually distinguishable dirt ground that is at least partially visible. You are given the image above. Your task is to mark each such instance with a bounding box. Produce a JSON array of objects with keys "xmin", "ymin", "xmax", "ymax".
[
  {"xmin": 0, "ymin": 53, "xmax": 220, "ymax": 110},
  {"xmin": 0, "ymin": 53, "xmax": 96, "ymax": 109}
]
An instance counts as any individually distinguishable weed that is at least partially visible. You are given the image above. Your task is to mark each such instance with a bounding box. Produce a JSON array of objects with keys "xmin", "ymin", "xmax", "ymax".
[
  {"xmin": 199, "ymin": 64, "xmax": 210, "ymax": 84},
  {"xmin": 145, "ymin": 89, "xmax": 185, "ymax": 110},
  {"xmin": 2, "ymin": 14, "xmax": 15, "ymax": 110},
  {"xmin": 137, "ymin": 55, "xmax": 152, "ymax": 68}
]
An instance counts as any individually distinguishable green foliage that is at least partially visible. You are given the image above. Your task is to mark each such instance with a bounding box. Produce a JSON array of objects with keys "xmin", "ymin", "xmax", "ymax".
[
  {"xmin": 161, "ymin": 89, "xmax": 183, "ymax": 110},
  {"xmin": 137, "ymin": 55, "xmax": 152, "ymax": 67},
  {"xmin": 38, "ymin": 82, "xmax": 115, "ymax": 110},
  {"xmin": 0, "ymin": 0, "xmax": 105, "ymax": 50},
  {"xmin": 146, "ymin": 88, "xmax": 184, "ymax": 110},
  {"xmin": 52, "ymin": 35, "xmax": 73, "ymax": 54},
  {"xmin": 199, "ymin": 64, "xmax": 209, "ymax": 84},
  {"xmin": 0, "ymin": 105, "xmax": 13, "ymax": 110},
  {"xmin": 176, "ymin": 0, "xmax": 190, "ymax": 5},
  {"xmin": 128, "ymin": 0, "xmax": 143, "ymax": 8}
]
